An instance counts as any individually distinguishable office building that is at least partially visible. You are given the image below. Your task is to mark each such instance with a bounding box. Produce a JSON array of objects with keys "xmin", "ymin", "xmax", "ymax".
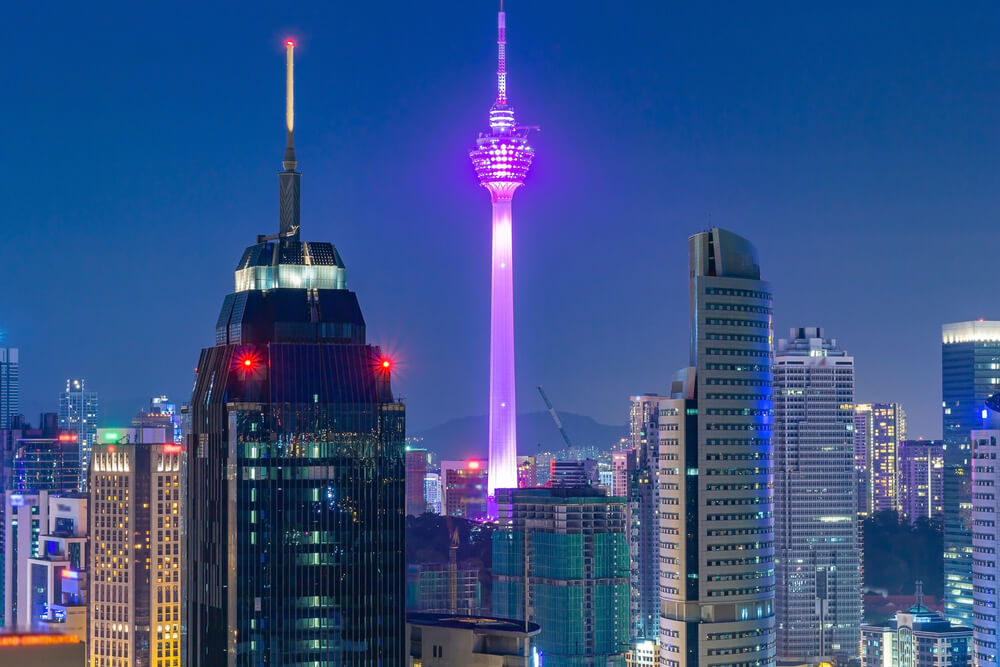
[
  {"xmin": 442, "ymin": 460, "xmax": 489, "ymax": 520},
  {"xmin": 185, "ymin": 44, "xmax": 406, "ymax": 665},
  {"xmin": 407, "ymin": 448, "xmax": 430, "ymax": 516},
  {"xmin": 135, "ymin": 396, "xmax": 182, "ymax": 444},
  {"xmin": 940, "ymin": 321, "xmax": 1000, "ymax": 628},
  {"xmin": 59, "ymin": 379, "xmax": 99, "ymax": 490},
  {"xmin": 8, "ymin": 417, "xmax": 81, "ymax": 493},
  {"xmin": 27, "ymin": 494, "xmax": 89, "ymax": 642},
  {"xmin": 658, "ymin": 229, "xmax": 776, "ymax": 667},
  {"xmin": 623, "ymin": 394, "xmax": 666, "ymax": 641},
  {"xmin": 493, "ymin": 486, "xmax": 629, "ymax": 666},
  {"xmin": 773, "ymin": 327, "xmax": 860, "ymax": 662},
  {"xmin": 406, "ymin": 612, "xmax": 540, "ymax": 667},
  {"xmin": 898, "ymin": 440, "xmax": 944, "ymax": 524},
  {"xmin": 546, "ymin": 458, "xmax": 599, "ymax": 488},
  {"xmin": 0, "ymin": 348, "xmax": 18, "ymax": 430},
  {"xmin": 89, "ymin": 427, "xmax": 183, "ymax": 667},
  {"xmin": 424, "ymin": 472, "xmax": 443, "ymax": 515},
  {"xmin": 860, "ymin": 586, "xmax": 971, "ymax": 667},
  {"xmin": 406, "ymin": 564, "xmax": 482, "ymax": 615},
  {"xmin": 970, "ymin": 426, "xmax": 1000, "ymax": 666},
  {"xmin": 469, "ymin": 4, "xmax": 536, "ymax": 509},
  {"xmin": 854, "ymin": 403, "xmax": 906, "ymax": 515},
  {"xmin": 0, "ymin": 633, "xmax": 85, "ymax": 666},
  {"xmin": 2, "ymin": 491, "xmax": 87, "ymax": 633}
]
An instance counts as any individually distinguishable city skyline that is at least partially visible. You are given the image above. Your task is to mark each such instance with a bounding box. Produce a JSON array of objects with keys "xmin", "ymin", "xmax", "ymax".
[{"xmin": 3, "ymin": 2, "xmax": 999, "ymax": 441}]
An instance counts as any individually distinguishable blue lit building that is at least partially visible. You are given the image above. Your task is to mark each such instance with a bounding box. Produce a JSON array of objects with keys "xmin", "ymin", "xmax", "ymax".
[{"xmin": 940, "ymin": 321, "xmax": 1000, "ymax": 627}]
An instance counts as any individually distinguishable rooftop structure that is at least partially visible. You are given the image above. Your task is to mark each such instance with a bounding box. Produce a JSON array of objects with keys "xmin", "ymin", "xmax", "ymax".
[{"xmin": 406, "ymin": 612, "xmax": 540, "ymax": 667}]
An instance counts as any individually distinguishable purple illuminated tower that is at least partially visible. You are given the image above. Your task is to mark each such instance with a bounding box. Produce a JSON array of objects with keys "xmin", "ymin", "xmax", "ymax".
[{"xmin": 470, "ymin": 1, "xmax": 535, "ymax": 508}]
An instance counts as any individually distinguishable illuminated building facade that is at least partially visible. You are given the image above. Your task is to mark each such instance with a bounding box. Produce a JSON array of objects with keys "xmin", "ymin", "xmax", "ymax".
[
  {"xmin": 659, "ymin": 229, "xmax": 775, "ymax": 667},
  {"xmin": 517, "ymin": 455, "xmax": 537, "ymax": 488},
  {"xmin": 185, "ymin": 43, "xmax": 406, "ymax": 666},
  {"xmin": 469, "ymin": 3, "xmax": 535, "ymax": 508},
  {"xmin": 59, "ymin": 379, "xmax": 99, "ymax": 490},
  {"xmin": 970, "ymin": 427, "xmax": 1000, "ymax": 666},
  {"xmin": 424, "ymin": 472, "xmax": 442, "ymax": 515},
  {"xmin": 0, "ymin": 348, "xmax": 18, "ymax": 430},
  {"xmin": 441, "ymin": 460, "xmax": 488, "ymax": 520},
  {"xmin": 89, "ymin": 427, "xmax": 183, "ymax": 667},
  {"xmin": 626, "ymin": 394, "xmax": 667, "ymax": 641},
  {"xmin": 8, "ymin": 417, "xmax": 81, "ymax": 493},
  {"xmin": 940, "ymin": 321, "xmax": 1000, "ymax": 627},
  {"xmin": 493, "ymin": 486, "xmax": 629, "ymax": 666},
  {"xmin": 0, "ymin": 633, "xmax": 85, "ymax": 666},
  {"xmin": 406, "ymin": 564, "xmax": 482, "ymax": 615},
  {"xmin": 855, "ymin": 403, "xmax": 906, "ymax": 515},
  {"xmin": 898, "ymin": 440, "xmax": 944, "ymax": 524},
  {"xmin": 773, "ymin": 327, "xmax": 860, "ymax": 662}
]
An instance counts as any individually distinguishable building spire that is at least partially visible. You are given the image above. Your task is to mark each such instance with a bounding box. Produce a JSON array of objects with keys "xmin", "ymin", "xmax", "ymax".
[
  {"xmin": 283, "ymin": 40, "xmax": 297, "ymax": 171},
  {"xmin": 496, "ymin": 1, "xmax": 507, "ymax": 106},
  {"xmin": 279, "ymin": 40, "xmax": 301, "ymax": 239}
]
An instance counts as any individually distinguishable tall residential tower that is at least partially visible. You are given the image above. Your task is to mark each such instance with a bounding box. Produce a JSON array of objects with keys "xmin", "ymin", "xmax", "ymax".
[
  {"xmin": 773, "ymin": 328, "xmax": 860, "ymax": 662},
  {"xmin": 469, "ymin": 2, "xmax": 535, "ymax": 506},
  {"xmin": 185, "ymin": 43, "xmax": 406, "ymax": 665},
  {"xmin": 659, "ymin": 229, "xmax": 775, "ymax": 667}
]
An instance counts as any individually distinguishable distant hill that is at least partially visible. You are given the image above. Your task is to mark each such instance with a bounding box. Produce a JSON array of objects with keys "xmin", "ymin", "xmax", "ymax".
[{"xmin": 411, "ymin": 411, "xmax": 627, "ymax": 461}]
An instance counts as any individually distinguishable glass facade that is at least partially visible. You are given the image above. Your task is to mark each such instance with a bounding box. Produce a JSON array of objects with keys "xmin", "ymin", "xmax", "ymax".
[{"xmin": 940, "ymin": 321, "xmax": 1000, "ymax": 627}]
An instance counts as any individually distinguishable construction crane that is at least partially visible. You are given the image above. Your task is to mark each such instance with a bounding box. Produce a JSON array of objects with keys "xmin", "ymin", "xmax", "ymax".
[{"xmin": 537, "ymin": 385, "xmax": 574, "ymax": 450}]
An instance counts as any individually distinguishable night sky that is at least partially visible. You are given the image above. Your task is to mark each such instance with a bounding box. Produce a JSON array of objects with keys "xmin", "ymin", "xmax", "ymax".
[{"xmin": 2, "ymin": 1, "xmax": 997, "ymax": 439}]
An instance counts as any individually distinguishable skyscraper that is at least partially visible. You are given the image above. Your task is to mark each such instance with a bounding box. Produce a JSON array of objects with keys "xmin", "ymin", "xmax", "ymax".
[
  {"xmin": 59, "ymin": 379, "xmax": 99, "ymax": 490},
  {"xmin": 897, "ymin": 440, "xmax": 944, "ymax": 524},
  {"xmin": 89, "ymin": 427, "xmax": 182, "ymax": 667},
  {"xmin": 941, "ymin": 320, "xmax": 1000, "ymax": 627},
  {"xmin": 626, "ymin": 394, "xmax": 666, "ymax": 641},
  {"xmin": 0, "ymin": 348, "xmax": 18, "ymax": 430},
  {"xmin": 493, "ymin": 486, "xmax": 629, "ymax": 666},
  {"xmin": 658, "ymin": 228, "xmax": 775, "ymax": 667},
  {"xmin": 185, "ymin": 43, "xmax": 406, "ymax": 665},
  {"xmin": 773, "ymin": 327, "xmax": 860, "ymax": 662},
  {"xmin": 854, "ymin": 402, "xmax": 906, "ymax": 515},
  {"xmin": 970, "ymin": 423, "xmax": 1000, "ymax": 666},
  {"xmin": 469, "ymin": 2, "xmax": 535, "ymax": 507},
  {"xmin": 406, "ymin": 447, "xmax": 429, "ymax": 516}
]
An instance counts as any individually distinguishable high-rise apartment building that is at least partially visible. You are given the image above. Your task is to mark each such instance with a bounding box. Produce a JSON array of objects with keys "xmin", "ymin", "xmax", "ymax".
[
  {"xmin": 626, "ymin": 394, "xmax": 666, "ymax": 641},
  {"xmin": 493, "ymin": 486, "xmax": 629, "ymax": 666},
  {"xmin": 854, "ymin": 403, "xmax": 906, "ymax": 515},
  {"xmin": 0, "ymin": 348, "xmax": 18, "ymax": 430},
  {"xmin": 658, "ymin": 228, "xmax": 776, "ymax": 667},
  {"xmin": 89, "ymin": 427, "xmax": 182, "ymax": 667},
  {"xmin": 424, "ymin": 472, "xmax": 442, "ymax": 514},
  {"xmin": 940, "ymin": 321, "xmax": 1000, "ymax": 627},
  {"xmin": 7, "ymin": 416, "xmax": 82, "ymax": 493},
  {"xmin": 773, "ymin": 327, "xmax": 860, "ymax": 662},
  {"xmin": 898, "ymin": 440, "xmax": 944, "ymax": 524},
  {"xmin": 59, "ymin": 379, "xmax": 99, "ymax": 490},
  {"xmin": 406, "ymin": 448, "xmax": 429, "ymax": 516},
  {"xmin": 185, "ymin": 44, "xmax": 406, "ymax": 665},
  {"xmin": 970, "ymin": 426, "xmax": 1000, "ymax": 666}
]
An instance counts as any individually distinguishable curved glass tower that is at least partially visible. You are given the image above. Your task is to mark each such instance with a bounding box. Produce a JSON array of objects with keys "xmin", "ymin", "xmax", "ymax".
[
  {"xmin": 185, "ymin": 43, "xmax": 406, "ymax": 666},
  {"xmin": 469, "ymin": 2, "xmax": 535, "ymax": 506}
]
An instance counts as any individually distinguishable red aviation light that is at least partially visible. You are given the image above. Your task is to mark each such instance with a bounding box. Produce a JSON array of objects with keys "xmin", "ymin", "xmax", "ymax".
[
  {"xmin": 234, "ymin": 348, "xmax": 264, "ymax": 376},
  {"xmin": 468, "ymin": 460, "xmax": 481, "ymax": 471},
  {"xmin": 244, "ymin": 359, "xmax": 253, "ymax": 367},
  {"xmin": 58, "ymin": 433, "xmax": 78, "ymax": 443}
]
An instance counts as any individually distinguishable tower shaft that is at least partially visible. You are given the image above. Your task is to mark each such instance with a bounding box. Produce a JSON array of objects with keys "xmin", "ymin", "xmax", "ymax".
[{"xmin": 488, "ymin": 197, "xmax": 517, "ymax": 498}]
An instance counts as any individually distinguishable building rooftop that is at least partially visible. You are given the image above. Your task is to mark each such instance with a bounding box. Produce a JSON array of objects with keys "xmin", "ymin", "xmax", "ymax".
[{"xmin": 407, "ymin": 612, "xmax": 540, "ymax": 637}]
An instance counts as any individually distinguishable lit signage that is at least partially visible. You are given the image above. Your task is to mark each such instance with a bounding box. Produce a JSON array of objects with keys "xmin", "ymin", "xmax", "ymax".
[{"xmin": 9, "ymin": 495, "xmax": 24, "ymax": 507}]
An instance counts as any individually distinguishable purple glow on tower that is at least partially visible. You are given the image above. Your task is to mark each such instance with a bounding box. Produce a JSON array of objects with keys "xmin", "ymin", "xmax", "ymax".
[{"xmin": 470, "ymin": 2, "xmax": 535, "ymax": 510}]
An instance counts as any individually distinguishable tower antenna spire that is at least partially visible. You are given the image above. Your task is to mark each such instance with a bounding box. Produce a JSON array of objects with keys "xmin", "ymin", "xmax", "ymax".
[
  {"xmin": 496, "ymin": 1, "xmax": 507, "ymax": 105},
  {"xmin": 279, "ymin": 40, "xmax": 301, "ymax": 238},
  {"xmin": 283, "ymin": 40, "xmax": 297, "ymax": 171}
]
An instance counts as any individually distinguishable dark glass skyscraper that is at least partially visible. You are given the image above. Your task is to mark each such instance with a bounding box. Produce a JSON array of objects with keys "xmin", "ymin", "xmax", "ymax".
[
  {"xmin": 185, "ymin": 43, "xmax": 406, "ymax": 666},
  {"xmin": 940, "ymin": 321, "xmax": 1000, "ymax": 627}
]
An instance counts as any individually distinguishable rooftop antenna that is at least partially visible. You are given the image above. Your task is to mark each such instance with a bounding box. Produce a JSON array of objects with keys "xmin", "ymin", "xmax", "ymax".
[{"xmin": 279, "ymin": 40, "xmax": 301, "ymax": 239}]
